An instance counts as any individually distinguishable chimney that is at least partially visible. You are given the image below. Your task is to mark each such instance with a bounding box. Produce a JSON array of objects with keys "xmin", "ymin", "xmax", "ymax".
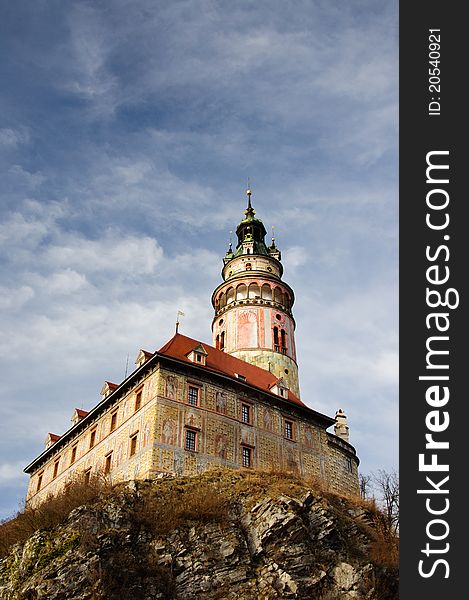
[{"xmin": 334, "ymin": 408, "xmax": 349, "ymax": 442}]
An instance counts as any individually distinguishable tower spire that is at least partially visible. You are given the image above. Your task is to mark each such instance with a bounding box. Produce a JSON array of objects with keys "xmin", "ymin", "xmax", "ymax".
[
  {"xmin": 244, "ymin": 184, "xmax": 255, "ymax": 219},
  {"xmin": 212, "ymin": 194, "xmax": 299, "ymax": 397}
]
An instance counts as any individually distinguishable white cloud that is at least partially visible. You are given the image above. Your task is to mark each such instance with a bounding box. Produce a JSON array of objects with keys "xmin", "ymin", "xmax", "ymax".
[
  {"xmin": 0, "ymin": 461, "xmax": 28, "ymax": 483},
  {"xmin": 0, "ymin": 128, "xmax": 30, "ymax": 147},
  {"xmin": 0, "ymin": 285, "xmax": 35, "ymax": 311},
  {"xmin": 44, "ymin": 233, "xmax": 163, "ymax": 277},
  {"xmin": 31, "ymin": 269, "xmax": 90, "ymax": 296}
]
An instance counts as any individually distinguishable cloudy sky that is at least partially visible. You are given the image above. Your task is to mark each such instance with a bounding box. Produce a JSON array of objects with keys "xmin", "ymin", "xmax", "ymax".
[{"xmin": 0, "ymin": 0, "xmax": 398, "ymax": 519}]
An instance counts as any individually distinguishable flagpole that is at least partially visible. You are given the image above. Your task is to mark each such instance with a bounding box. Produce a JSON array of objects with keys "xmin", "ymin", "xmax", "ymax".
[{"xmin": 175, "ymin": 310, "xmax": 185, "ymax": 333}]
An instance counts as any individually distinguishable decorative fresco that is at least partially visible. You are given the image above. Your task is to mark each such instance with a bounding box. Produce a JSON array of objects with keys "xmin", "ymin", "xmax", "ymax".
[
  {"xmin": 166, "ymin": 375, "xmax": 178, "ymax": 400},
  {"xmin": 238, "ymin": 309, "xmax": 258, "ymax": 347}
]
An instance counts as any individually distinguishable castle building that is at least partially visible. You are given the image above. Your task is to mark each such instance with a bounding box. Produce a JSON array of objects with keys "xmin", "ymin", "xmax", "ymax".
[{"xmin": 24, "ymin": 192, "xmax": 360, "ymax": 504}]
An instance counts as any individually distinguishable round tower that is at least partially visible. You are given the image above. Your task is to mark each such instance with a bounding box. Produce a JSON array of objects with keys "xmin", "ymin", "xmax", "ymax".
[{"xmin": 211, "ymin": 190, "xmax": 300, "ymax": 397}]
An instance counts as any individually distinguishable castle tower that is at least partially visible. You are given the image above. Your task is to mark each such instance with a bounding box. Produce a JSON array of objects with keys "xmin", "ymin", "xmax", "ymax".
[{"xmin": 211, "ymin": 189, "xmax": 300, "ymax": 397}]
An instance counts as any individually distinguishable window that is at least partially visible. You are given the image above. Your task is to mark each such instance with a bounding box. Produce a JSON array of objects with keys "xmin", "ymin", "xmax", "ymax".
[
  {"xmin": 52, "ymin": 459, "xmax": 60, "ymax": 479},
  {"xmin": 135, "ymin": 389, "xmax": 142, "ymax": 412},
  {"xmin": 285, "ymin": 420, "xmax": 293, "ymax": 440},
  {"xmin": 281, "ymin": 329, "xmax": 287, "ymax": 354},
  {"xmin": 241, "ymin": 403, "xmax": 252, "ymax": 424},
  {"xmin": 220, "ymin": 331, "xmax": 225, "ymax": 351},
  {"xmin": 185, "ymin": 429, "xmax": 197, "ymax": 451},
  {"xmin": 273, "ymin": 326, "xmax": 280, "ymax": 351},
  {"xmin": 36, "ymin": 471, "xmax": 44, "ymax": 492},
  {"xmin": 346, "ymin": 457, "xmax": 353, "ymax": 473},
  {"xmin": 89, "ymin": 427, "xmax": 97, "ymax": 449},
  {"xmin": 187, "ymin": 385, "xmax": 200, "ymax": 406},
  {"xmin": 104, "ymin": 452, "xmax": 113, "ymax": 474},
  {"xmin": 242, "ymin": 446, "xmax": 252, "ymax": 468},
  {"xmin": 110, "ymin": 409, "xmax": 118, "ymax": 432},
  {"xmin": 70, "ymin": 444, "xmax": 78, "ymax": 465},
  {"xmin": 129, "ymin": 432, "xmax": 138, "ymax": 457},
  {"xmin": 84, "ymin": 467, "xmax": 92, "ymax": 484}
]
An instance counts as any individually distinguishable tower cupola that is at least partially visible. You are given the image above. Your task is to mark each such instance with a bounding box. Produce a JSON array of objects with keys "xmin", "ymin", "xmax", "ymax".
[{"xmin": 211, "ymin": 190, "xmax": 300, "ymax": 397}]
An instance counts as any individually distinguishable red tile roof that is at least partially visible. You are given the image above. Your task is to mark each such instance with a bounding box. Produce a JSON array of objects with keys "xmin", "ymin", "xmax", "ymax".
[{"xmin": 158, "ymin": 333, "xmax": 307, "ymax": 408}]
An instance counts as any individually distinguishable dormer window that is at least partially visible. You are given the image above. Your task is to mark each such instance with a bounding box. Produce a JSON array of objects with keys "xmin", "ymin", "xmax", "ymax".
[
  {"xmin": 135, "ymin": 349, "xmax": 152, "ymax": 368},
  {"xmin": 45, "ymin": 433, "xmax": 61, "ymax": 449},
  {"xmin": 71, "ymin": 408, "xmax": 89, "ymax": 426},
  {"xmin": 101, "ymin": 381, "xmax": 118, "ymax": 399},
  {"xmin": 187, "ymin": 344, "xmax": 208, "ymax": 366},
  {"xmin": 269, "ymin": 378, "xmax": 289, "ymax": 399}
]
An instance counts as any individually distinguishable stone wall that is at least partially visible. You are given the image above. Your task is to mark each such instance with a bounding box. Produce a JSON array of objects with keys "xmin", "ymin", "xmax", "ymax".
[{"xmin": 325, "ymin": 434, "xmax": 360, "ymax": 497}]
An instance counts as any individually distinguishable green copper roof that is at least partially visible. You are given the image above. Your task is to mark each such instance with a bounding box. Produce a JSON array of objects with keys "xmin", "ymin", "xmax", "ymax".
[{"xmin": 230, "ymin": 190, "xmax": 279, "ymax": 258}]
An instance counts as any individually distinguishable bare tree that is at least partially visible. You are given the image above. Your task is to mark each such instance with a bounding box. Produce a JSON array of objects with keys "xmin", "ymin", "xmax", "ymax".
[
  {"xmin": 372, "ymin": 469, "xmax": 399, "ymax": 533},
  {"xmin": 359, "ymin": 473, "xmax": 372, "ymax": 500}
]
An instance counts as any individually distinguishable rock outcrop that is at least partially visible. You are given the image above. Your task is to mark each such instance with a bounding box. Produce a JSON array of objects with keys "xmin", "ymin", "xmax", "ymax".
[{"xmin": 0, "ymin": 470, "xmax": 398, "ymax": 599}]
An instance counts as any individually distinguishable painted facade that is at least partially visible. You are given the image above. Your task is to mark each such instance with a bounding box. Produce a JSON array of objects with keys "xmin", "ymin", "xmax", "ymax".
[{"xmin": 24, "ymin": 192, "xmax": 360, "ymax": 504}]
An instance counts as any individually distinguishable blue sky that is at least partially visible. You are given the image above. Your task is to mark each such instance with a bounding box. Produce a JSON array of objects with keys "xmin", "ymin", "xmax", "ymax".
[{"xmin": 0, "ymin": 0, "xmax": 398, "ymax": 519}]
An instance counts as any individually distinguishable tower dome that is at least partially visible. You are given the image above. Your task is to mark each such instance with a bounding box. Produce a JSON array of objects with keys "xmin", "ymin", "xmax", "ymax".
[{"xmin": 211, "ymin": 190, "xmax": 300, "ymax": 397}]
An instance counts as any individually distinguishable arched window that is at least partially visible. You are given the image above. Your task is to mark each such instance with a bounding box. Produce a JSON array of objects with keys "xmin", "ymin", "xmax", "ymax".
[
  {"xmin": 261, "ymin": 284, "xmax": 272, "ymax": 300},
  {"xmin": 284, "ymin": 293, "xmax": 290, "ymax": 309},
  {"xmin": 236, "ymin": 283, "xmax": 247, "ymax": 300},
  {"xmin": 274, "ymin": 287, "xmax": 283, "ymax": 305},
  {"xmin": 281, "ymin": 329, "xmax": 287, "ymax": 353},
  {"xmin": 220, "ymin": 331, "xmax": 225, "ymax": 351},
  {"xmin": 245, "ymin": 262, "xmax": 252, "ymax": 270},
  {"xmin": 248, "ymin": 283, "xmax": 260, "ymax": 299},
  {"xmin": 226, "ymin": 287, "xmax": 235, "ymax": 304},
  {"xmin": 216, "ymin": 334, "xmax": 220, "ymax": 349},
  {"xmin": 219, "ymin": 292, "xmax": 226, "ymax": 308},
  {"xmin": 273, "ymin": 326, "xmax": 280, "ymax": 352}
]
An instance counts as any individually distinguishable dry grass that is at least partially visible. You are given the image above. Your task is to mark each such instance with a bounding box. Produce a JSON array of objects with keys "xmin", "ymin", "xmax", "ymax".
[
  {"xmin": 134, "ymin": 479, "xmax": 230, "ymax": 536},
  {"xmin": 0, "ymin": 467, "xmax": 399, "ymax": 576},
  {"xmin": 368, "ymin": 512, "xmax": 399, "ymax": 569},
  {"xmin": 0, "ymin": 473, "xmax": 112, "ymax": 559}
]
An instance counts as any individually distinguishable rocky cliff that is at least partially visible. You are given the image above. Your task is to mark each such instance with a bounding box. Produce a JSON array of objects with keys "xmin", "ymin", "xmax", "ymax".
[{"xmin": 0, "ymin": 470, "xmax": 398, "ymax": 600}]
